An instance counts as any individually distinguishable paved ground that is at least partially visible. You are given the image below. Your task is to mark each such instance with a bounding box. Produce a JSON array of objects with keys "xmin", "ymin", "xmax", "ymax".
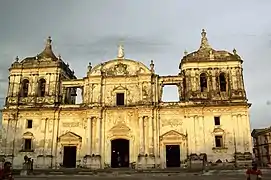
[
  {"xmin": 14, "ymin": 174, "xmax": 271, "ymax": 180},
  {"xmin": 12, "ymin": 177, "xmax": 262, "ymax": 180},
  {"xmin": 13, "ymin": 169, "xmax": 271, "ymax": 179}
]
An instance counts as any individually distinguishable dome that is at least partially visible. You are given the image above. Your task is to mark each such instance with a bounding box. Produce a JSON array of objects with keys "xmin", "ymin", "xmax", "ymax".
[
  {"xmin": 20, "ymin": 36, "xmax": 58, "ymax": 63},
  {"xmin": 180, "ymin": 29, "xmax": 242, "ymax": 68}
]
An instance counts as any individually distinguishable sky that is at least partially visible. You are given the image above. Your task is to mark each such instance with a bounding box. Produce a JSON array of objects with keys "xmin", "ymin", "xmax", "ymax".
[{"xmin": 0, "ymin": 0, "xmax": 270, "ymax": 129}]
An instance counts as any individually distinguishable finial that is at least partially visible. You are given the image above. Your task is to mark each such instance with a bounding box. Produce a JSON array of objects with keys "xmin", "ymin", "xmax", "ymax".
[
  {"xmin": 88, "ymin": 62, "xmax": 92, "ymax": 71},
  {"xmin": 35, "ymin": 54, "xmax": 39, "ymax": 60},
  {"xmin": 184, "ymin": 50, "xmax": 188, "ymax": 56},
  {"xmin": 117, "ymin": 44, "xmax": 125, "ymax": 58},
  {"xmin": 58, "ymin": 54, "xmax": 62, "ymax": 60},
  {"xmin": 15, "ymin": 56, "xmax": 19, "ymax": 62},
  {"xmin": 150, "ymin": 60, "xmax": 154, "ymax": 72},
  {"xmin": 67, "ymin": 62, "xmax": 69, "ymax": 67},
  {"xmin": 199, "ymin": 29, "xmax": 211, "ymax": 50},
  {"xmin": 46, "ymin": 36, "xmax": 52, "ymax": 47},
  {"xmin": 233, "ymin": 48, "xmax": 237, "ymax": 55},
  {"xmin": 201, "ymin": 29, "xmax": 206, "ymax": 38}
]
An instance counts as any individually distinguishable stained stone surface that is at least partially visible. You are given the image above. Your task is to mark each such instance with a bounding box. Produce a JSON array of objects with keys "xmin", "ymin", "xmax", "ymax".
[{"xmin": 2, "ymin": 30, "xmax": 252, "ymax": 170}]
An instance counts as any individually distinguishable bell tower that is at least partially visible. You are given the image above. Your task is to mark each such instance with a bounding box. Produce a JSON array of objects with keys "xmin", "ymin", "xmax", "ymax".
[
  {"xmin": 5, "ymin": 36, "xmax": 76, "ymax": 107},
  {"xmin": 179, "ymin": 29, "xmax": 247, "ymax": 102}
]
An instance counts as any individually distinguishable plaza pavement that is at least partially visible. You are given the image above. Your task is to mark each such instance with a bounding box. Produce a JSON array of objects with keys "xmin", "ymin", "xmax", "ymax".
[
  {"xmin": 14, "ymin": 174, "xmax": 271, "ymax": 180},
  {"xmin": 12, "ymin": 168, "xmax": 271, "ymax": 179},
  {"xmin": 14, "ymin": 170, "xmax": 271, "ymax": 180}
]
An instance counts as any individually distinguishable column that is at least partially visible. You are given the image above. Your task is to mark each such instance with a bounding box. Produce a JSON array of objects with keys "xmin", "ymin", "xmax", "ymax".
[
  {"xmin": 237, "ymin": 114, "xmax": 243, "ymax": 152},
  {"xmin": 242, "ymin": 114, "xmax": 252, "ymax": 152},
  {"xmin": 212, "ymin": 69, "xmax": 216, "ymax": 90},
  {"xmin": 15, "ymin": 75, "xmax": 21, "ymax": 95},
  {"xmin": 148, "ymin": 116, "xmax": 154, "ymax": 154},
  {"xmin": 7, "ymin": 75, "xmax": 12, "ymax": 97},
  {"xmin": 198, "ymin": 116, "xmax": 206, "ymax": 153},
  {"xmin": 62, "ymin": 88, "xmax": 66, "ymax": 103},
  {"xmin": 91, "ymin": 118, "xmax": 96, "ymax": 155},
  {"xmin": 143, "ymin": 117, "xmax": 148, "ymax": 154},
  {"xmin": 81, "ymin": 87, "xmax": 84, "ymax": 103},
  {"xmin": 191, "ymin": 116, "xmax": 197, "ymax": 153},
  {"xmin": 96, "ymin": 117, "xmax": 101, "ymax": 155},
  {"xmin": 32, "ymin": 74, "xmax": 38, "ymax": 96},
  {"xmin": 88, "ymin": 118, "xmax": 92, "ymax": 155},
  {"xmin": 139, "ymin": 116, "xmax": 144, "ymax": 155},
  {"xmin": 232, "ymin": 115, "xmax": 240, "ymax": 152},
  {"xmin": 236, "ymin": 67, "xmax": 241, "ymax": 89}
]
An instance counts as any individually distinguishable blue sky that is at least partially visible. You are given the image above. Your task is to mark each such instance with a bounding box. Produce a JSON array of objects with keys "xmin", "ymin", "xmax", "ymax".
[{"xmin": 0, "ymin": 0, "xmax": 270, "ymax": 128}]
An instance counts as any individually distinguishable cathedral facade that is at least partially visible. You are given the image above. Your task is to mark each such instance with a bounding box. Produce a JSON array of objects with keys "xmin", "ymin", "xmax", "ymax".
[{"xmin": 0, "ymin": 29, "xmax": 252, "ymax": 169}]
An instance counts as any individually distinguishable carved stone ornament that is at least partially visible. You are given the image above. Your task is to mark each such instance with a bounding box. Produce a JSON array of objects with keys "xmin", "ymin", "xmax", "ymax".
[
  {"xmin": 106, "ymin": 62, "xmax": 129, "ymax": 76},
  {"xmin": 23, "ymin": 132, "xmax": 34, "ymax": 139},
  {"xmin": 212, "ymin": 147, "xmax": 228, "ymax": 153},
  {"xmin": 161, "ymin": 118, "xmax": 183, "ymax": 127},
  {"xmin": 212, "ymin": 127, "xmax": 225, "ymax": 135},
  {"xmin": 108, "ymin": 123, "xmax": 131, "ymax": 138}
]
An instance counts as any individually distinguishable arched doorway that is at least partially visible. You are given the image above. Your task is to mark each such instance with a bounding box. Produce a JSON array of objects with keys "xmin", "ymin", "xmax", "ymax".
[{"xmin": 111, "ymin": 139, "xmax": 129, "ymax": 168}]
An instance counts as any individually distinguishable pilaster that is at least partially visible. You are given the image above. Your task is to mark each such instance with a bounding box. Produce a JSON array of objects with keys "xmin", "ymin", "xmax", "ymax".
[{"xmin": 139, "ymin": 116, "xmax": 144, "ymax": 155}]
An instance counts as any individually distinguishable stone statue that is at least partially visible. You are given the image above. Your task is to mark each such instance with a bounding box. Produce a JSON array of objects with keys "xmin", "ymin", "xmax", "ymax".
[
  {"xmin": 117, "ymin": 44, "xmax": 125, "ymax": 58},
  {"xmin": 88, "ymin": 62, "xmax": 92, "ymax": 72},
  {"xmin": 200, "ymin": 29, "xmax": 211, "ymax": 50}
]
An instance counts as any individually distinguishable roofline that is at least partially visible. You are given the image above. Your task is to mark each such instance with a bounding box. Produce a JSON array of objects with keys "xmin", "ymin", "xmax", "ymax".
[{"xmin": 179, "ymin": 59, "xmax": 243, "ymax": 69}]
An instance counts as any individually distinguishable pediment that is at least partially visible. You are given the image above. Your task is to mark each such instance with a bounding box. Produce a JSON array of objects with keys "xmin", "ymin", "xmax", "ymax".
[
  {"xmin": 89, "ymin": 59, "xmax": 151, "ymax": 76},
  {"xmin": 213, "ymin": 128, "xmax": 224, "ymax": 134},
  {"xmin": 161, "ymin": 130, "xmax": 186, "ymax": 138},
  {"xmin": 58, "ymin": 131, "xmax": 82, "ymax": 142},
  {"xmin": 112, "ymin": 85, "xmax": 128, "ymax": 92},
  {"xmin": 23, "ymin": 131, "xmax": 34, "ymax": 138}
]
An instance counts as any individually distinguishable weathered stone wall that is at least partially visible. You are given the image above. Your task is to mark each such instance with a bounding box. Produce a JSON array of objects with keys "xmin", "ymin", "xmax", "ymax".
[
  {"xmin": 0, "ymin": 104, "xmax": 252, "ymax": 169},
  {"xmin": 0, "ymin": 31, "xmax": 252, "ymax": 169},
  {"xmin": 6, "ymin": 67, "xmax": 63, "ymax": 105}
]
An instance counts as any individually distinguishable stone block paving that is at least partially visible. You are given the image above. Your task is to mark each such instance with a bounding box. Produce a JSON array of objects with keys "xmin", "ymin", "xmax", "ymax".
[
  {"xmin": 14, "ymin": 173, "xmax": 271, "ymax": 180},
  {"xmin": 14, "ymin": 169, "xmax": 271, "ymax": 180},
  {"xmin": 12, "ymin": 176, "xmax": 257, "ymax": 180}
]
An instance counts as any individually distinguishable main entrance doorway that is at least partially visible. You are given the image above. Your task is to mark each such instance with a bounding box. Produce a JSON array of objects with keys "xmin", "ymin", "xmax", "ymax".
[
  {"xmin": 63, "ymin": 146, "xmax": 77, "ymax": 168},
  {"xmin": 166, "ymin": 145, "xmax": 180, "ymax": 167},
  {"xmin": 111, "ymin": 139, "xmax": 129, "ymax": 168}
]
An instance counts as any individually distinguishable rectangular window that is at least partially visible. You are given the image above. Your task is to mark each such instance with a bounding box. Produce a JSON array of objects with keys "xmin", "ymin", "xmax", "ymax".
[
  {"xmin": 214, "ymin": 116, "xmax": 220, "ymax": 126},
  {"xmin": 26, "ymin": 120, "xmax": 32, "ymax": 128},
  {"xmin": 116, "ymin": 93, "xmax": 124, "ymax": 106},
  {"xmin": 215, "ymin": 136, "xmax": 223, "ymax": 147},
  {"xmin": 24, "ymin": 139, "xmax": 32, "ymax": 151}
]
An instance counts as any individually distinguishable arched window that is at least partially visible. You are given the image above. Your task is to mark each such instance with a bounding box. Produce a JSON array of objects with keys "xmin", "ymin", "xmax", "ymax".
[
  {"xmin": 200, "ymin": 73, "xmax": 208, "ymax": 92},
  {"xmin": 38, "ymin": 78, "xmax": 46, "ymax": 97},
  {"xmin": 219, "ymin": 73, "xmax": 227, "ymax": 92},
  {"xmin": 20, "ymin": 79, "xmax": 29, "ymax": 97}
]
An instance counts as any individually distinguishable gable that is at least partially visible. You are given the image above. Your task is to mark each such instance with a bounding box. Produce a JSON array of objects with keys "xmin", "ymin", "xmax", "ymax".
[
  {"xmin": 89, "ymin": 59, "xmax": 152, "ymax": 76},
  {"xmin": 161, "ymin": 130, "xmax": 185, "ymax": 138},
  {"xmin": 160, "ymin": 130, "xmax": 187, "ymax": 141},
  {"xmin": 58, "ymin": 131, "xmax": 82, "ymax": 142}
]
